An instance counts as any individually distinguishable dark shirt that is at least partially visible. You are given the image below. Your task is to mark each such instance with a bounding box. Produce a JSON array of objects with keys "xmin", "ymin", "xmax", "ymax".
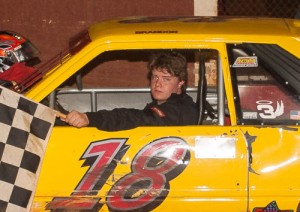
[{"xmin": 86, "ymin": 93, "xmax": 197, "ymax": 131}]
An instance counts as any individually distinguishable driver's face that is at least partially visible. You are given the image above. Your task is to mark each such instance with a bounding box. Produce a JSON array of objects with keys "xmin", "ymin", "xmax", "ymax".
[{"xmin": 150, "ymin": 68, "xmax": 184, "ymax": 105}]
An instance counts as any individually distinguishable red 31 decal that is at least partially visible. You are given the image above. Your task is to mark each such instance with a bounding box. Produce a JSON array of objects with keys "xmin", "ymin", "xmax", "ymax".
[{"xmin": 106, "ymin": 137, "xmax": 190, "ymax": 211}]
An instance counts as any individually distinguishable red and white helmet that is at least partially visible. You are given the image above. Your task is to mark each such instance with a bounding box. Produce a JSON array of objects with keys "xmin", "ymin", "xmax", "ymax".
[{"xmin": 0, "ymin": 31, "xmax": 39, "ymax": 72}]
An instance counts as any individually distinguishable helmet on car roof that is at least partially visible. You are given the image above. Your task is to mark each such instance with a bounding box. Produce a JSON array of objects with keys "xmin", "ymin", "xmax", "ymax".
[{"xmin": 0, "ymin": 31, "xmax": 40, "ymax": 72}]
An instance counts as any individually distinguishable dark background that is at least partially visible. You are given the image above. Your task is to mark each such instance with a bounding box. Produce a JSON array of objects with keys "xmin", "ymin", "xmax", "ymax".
[{"xmin": 0, "ymin": 0, "xmax": 194, "ymax": 63}]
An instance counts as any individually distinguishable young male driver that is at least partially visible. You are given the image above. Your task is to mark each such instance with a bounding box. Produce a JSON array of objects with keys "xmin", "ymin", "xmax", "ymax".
[{"xmin": 63, "ymin": 52, "xmax": 198, "ymax": 131}]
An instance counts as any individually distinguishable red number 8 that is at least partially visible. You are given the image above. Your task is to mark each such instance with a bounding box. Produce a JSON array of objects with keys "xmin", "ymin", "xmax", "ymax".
[{"xmin": 107, "ymin": 137, "xmax": 190, "ymax": 211}]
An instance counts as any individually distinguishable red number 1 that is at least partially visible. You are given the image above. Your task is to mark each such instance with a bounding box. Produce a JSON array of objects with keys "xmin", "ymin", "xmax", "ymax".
[{"xmin": 73, "ymin": 138, "xmax": 128, "ymax": 195}]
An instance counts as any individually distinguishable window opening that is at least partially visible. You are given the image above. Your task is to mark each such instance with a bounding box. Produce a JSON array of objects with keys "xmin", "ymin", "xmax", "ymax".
[{"xmin": 228, "ymin": 43, "xmax": 300, "ymax": 125}]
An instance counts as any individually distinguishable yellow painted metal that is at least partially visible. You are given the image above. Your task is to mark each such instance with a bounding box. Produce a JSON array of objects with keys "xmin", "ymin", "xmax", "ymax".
[
  {"xmin": 240, "ymin": 126, "xmax": 300, "ymax": 210},
  {"xmin": 25, "ymin": 16, "xmax": 300, "ymax": 211},
  {"xmin": 32, "ymin": 126, "xmax": 248, "ymax": 211}
]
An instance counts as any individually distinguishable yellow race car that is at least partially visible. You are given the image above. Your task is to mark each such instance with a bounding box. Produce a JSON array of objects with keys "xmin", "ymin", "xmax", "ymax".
[{"xmin": 16, "ymin": 17, "xmax": 300, "ymax": 211}]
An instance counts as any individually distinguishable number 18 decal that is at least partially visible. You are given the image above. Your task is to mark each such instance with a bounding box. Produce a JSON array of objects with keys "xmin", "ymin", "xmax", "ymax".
[
  {"xmin": 47, "ymin": 137, "xmax": 190, "ymax": 211},
  {"xmin": 107, "ymin": 137, "xmax": 190, "ymax": 211}
]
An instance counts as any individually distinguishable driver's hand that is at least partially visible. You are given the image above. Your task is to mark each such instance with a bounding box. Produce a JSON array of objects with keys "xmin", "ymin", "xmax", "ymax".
[{"xmin": 65, "ymin": 110, "xmax": 89, "ymax": 128}]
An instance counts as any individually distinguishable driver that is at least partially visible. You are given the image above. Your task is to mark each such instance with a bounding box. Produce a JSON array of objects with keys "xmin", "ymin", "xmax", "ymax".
[{"xmin": 62, "ymin": 52, "xmax": 198, "ymax": 131}]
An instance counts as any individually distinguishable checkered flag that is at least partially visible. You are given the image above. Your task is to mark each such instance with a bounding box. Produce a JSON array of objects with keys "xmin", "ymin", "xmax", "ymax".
[{"xmin": 0, "ymin": 86, "xmax": 55, "ymax": 212}]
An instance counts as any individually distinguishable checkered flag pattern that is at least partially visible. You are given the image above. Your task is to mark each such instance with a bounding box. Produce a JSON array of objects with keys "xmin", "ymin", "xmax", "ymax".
[{"xmin": 0, "ymin": 86, "xmax": 55, "ymax": 212}]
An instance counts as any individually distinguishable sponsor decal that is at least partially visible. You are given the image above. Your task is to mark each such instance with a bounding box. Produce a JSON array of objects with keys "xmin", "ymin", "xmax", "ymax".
[
  {"xmin": 232, "ymin": 56, "xmax": 258, "ymax": 67},
  {"xmin": 243, "ymin": 111, "xmax": 258, "ymax": 119},
  {"xmin": 257, "ymin": 100, "xmax": 284, "ymax": 119},
  {"xmin": 252, "ymin": 200, "xmax": 293, "ymax": 212},
  {"xmin": 290, "ymin": 110, "xmax": 300, "ymax": 120}
]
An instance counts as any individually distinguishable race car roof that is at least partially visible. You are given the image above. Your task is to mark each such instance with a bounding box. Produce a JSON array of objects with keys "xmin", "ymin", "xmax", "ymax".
[
  {"xmin": 85, "ymin": 16, "xmax": 300, "ymax": 59},
  {"xmin": 89, "ymin": 16, "xmax": 300, "ymax": 42}
]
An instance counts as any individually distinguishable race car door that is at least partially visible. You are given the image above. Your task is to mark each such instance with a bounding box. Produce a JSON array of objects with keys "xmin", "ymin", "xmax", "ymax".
[
  {"xmin": 33, "ymin": 125, "xmax": 249, "ymax": 212},
  {"xmin": 227, "ymin": 43, "xmax": 300, "ymax": 211}
]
